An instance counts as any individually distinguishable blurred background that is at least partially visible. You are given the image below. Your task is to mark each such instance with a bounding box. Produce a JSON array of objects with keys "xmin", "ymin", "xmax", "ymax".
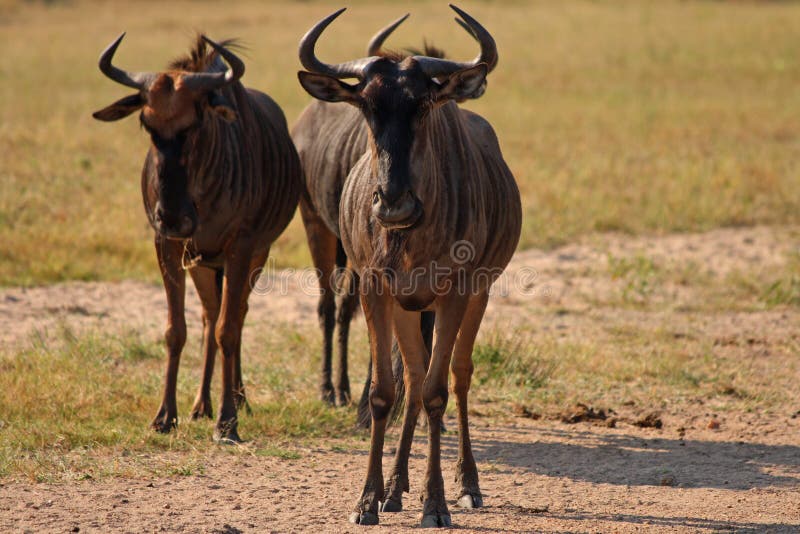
[{"xmin": 2, "ymin": 0, "xmax": 799, "ymax": 285}]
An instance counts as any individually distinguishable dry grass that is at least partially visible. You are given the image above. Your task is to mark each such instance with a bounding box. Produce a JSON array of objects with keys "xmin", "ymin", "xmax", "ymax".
[{"xmin": 2, "ymin": 0, "xmax": 800, "ymax": 284}]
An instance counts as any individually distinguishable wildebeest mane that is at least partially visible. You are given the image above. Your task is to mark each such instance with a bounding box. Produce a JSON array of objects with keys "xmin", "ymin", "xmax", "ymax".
[
  {"xmin": 169, "ymin": 34, "xmax": 245, "ymax": 73},
  {"xmin": 378, "ymin": 42, "xmax": 446, "ymax": 63}
]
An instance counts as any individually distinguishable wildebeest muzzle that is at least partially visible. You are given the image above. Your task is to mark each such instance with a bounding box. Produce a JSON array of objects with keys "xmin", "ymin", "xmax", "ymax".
[
  {"xmin": 372, "ymin": 187, "xmax": 423, "ymax": 230},
  {"xmin": 152, "ymin": 132, "xmax": 198, "ymax": 239}
]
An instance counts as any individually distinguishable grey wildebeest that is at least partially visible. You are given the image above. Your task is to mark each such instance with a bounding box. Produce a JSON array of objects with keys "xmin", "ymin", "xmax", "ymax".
[
  {"xmin": 292, "ymin": 13, "xmax": 492, "ymax": 426},
  {"xmin": 296, "ymin": 5, "xmax": 521, "ymax": 528},
  {"xmin": 92, "ymin": 34, "xmax": 301, "ymax": 442}
]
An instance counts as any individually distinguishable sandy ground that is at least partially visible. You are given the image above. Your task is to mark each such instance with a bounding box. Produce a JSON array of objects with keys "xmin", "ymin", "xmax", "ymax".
[
  {"xmin": 1, "ymin": 226, "xmax": 799, "ymax": 532},
  {"xmin": 2, "ymin": 415, "xmax": 799, "ymax": 533}
]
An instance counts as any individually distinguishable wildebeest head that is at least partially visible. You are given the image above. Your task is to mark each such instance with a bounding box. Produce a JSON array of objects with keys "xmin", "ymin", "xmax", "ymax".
[
  {"xmin": 297, "ymin": 5, "xmax": 497, "ymax": 231},
  {"xmin": 92, "ymin": 34, "xmax": 244, "ymax": 239}
]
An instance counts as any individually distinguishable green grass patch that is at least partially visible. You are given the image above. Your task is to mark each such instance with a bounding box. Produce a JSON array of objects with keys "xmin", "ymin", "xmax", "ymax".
[
  {"xmin": 0, "ymin": 326, "xmax": 358, "ymax": 481},
  {"xmin": 471, "ymin": 330, "xmax": 555, "ymax": 398}
]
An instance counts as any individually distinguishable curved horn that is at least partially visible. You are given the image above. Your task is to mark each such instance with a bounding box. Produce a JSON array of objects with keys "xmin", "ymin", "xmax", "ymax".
[
  {"xmin": 98, "ymin": 32, "xmax": 157, "ymax": 90},
  {"xmin": 180, "ymin": 36, "xmax": 245, "ymax": 93},
  {"xmin": 413, "ymin": 4, "xmax": 498, "ymax": 78},
  {"xmin": 299, "ymin": 8, "xmax": 378, "ymax": 79},
  {"xmin": 366, "ymin": 13, "xmax": 410, "ymax": 56}
]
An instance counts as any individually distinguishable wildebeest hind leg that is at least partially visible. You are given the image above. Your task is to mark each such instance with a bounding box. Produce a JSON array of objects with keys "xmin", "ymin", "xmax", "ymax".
[
  {"xmin": 300, "ymin": 197, "xmax": 338, "ymax": 404},
  {"xmin": 232, "ymin": 249, "xmax": 267, "ymax": 417},
  {"xmin": 451, "ymin": 293, "xmax": 489, "ymax": 509},
  {"xmin": 333, "ymin": 254, "xmax": 358, "ymax": 406},
  {"xmin": 151, "ymin": 237, "xmax": 186, "ymax": 433},
  {"xmin": 189, "ymin": 266, "xmax": 221, "ymax": 420}
]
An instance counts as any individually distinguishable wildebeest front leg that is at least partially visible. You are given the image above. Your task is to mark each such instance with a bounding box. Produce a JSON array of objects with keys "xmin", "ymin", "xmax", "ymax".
[
  {"xmin": 349, "ymin": 287, "xmax": 394, "ymax": 526},
  {"xmin": 213, "ymin": 239, "xmax": 258, "ymax": 443},
  {"xmin": 421, "ymin": 293, "xmax": 469, "ymax": 528},
  {"xmin": 380, "ymin": 305, "xmax": 426, "ymax": 513},
  {"xmin": 152, "ymin": 236, "xmax": 186, "ymax": 433},
  {"xmin": 189, "ymin": 266, "xmax": 221, "ymax": 420},
  {"xmin": 451, "ymin": 292, "xmax": 489, "ymax": 509}
]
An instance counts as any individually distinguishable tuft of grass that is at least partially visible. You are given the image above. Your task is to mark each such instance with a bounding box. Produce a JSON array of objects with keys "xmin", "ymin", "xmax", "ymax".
[
  {"xmin": 760, "ymin": 274, "xmax": 800, "ymax": 307},
  {"xmin": 255, "ymin": 446, "xmax": 302, "ymax": 460},
  {"xmin": 471, "ymin": 330, "xmax": 555, "ymax": 403},
  {"xmin": 607, "ymin": 253, "xmax": 662, "ymax": 305}
]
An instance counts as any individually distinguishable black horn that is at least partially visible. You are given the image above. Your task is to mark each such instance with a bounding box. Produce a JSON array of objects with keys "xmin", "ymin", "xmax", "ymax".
[
  {"xmin": 299, "ymin": 8, "xmax": 378, "ymax": 79},
  {"xmin": 98, "ymin": 33, "xmax": 157, "ymax": 90},
  {"xmin": 180, "ymin": 36, "xmax": 245, "ymax": 93},
  {"xmin": 366, "ymin": 13, "xmax": 410, "ymax": 56},
  {"xmin": 413, "ymin": 4, "xmax": 498, "ymax": 78}
]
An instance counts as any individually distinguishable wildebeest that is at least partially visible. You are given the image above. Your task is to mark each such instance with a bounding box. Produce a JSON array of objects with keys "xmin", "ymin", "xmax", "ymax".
[
  {"xmin": 297, "ymin": 5, "xmax": 521, "ymax": 528},
  {"xmin": 92, "ymin": 34, "xmax": 301, "ymax": 442},
  {"xmin": 292, "ymin": 13, "xmax": 493, "ymax": 426}
]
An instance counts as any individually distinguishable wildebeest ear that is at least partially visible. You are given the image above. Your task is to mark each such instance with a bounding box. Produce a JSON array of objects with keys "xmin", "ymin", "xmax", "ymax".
[
  {"xmin": 92, "ymin": 93, "xmax": 145, "ymax": 122},
  {"xmin": 297, "ymin": 71, "xmax": 360, "ymax": 104},
  {"xmin": 208, "ymin": 92, "xmax": 237, "ymax": 122},
  {"xmin": 433, "ymin": 63, "xmax": 488, "ymax": 103}
]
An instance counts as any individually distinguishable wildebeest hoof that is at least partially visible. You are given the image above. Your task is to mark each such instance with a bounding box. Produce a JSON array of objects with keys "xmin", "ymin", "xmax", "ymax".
[
  {"xmin": 420, "ymin": 513, "xmax": 452, "ymax": 528},
  {"xmin": 151, "ymin": 409, "xmax": 177, "ymax": 434},
  {"xmin": 213, "ymin": 422, "xmax": 241, "ymax": 444},
  {"xmin": 151, "ymin": 419, "xmax": 176, "ymax": 434},
  {"xmin": 320, "ymin": 386, "xmax": 336, "ymax": 406},
  {"xmin": 380, "ymin": 497, "xmax": 402, "ymax": 512},
  {"xmin": 348, "ymin": 511, "xmax": 379, "ymax": 525},
  {"xmin": 335, "ymin": 389, "xmax": 351, "ymax": 407},
  {"xmin": 457, "ymin": 493, "xmax": 483, "ymax": 509},
  {"xmin": 190, "ymin": 399, "xmax": 213, "ymax": 420}
]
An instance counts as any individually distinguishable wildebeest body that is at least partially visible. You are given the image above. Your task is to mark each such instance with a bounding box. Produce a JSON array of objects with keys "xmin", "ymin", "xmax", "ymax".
[{"xmin": 94, "ymin": 35, "xmax": 301, "ymax": 442}]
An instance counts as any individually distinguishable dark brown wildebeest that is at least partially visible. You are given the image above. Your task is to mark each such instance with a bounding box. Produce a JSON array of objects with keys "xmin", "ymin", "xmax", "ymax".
[
  {"xmin": 93, "ymin": 34, "xmax": 301, "ymax": 442},
  {"xmin": 297, "ymin": 5, "xmax": 520, "ymax": 528},
  {"xmin": 292, "ymin": 14, "xmax": 493, "ymax": 425}
]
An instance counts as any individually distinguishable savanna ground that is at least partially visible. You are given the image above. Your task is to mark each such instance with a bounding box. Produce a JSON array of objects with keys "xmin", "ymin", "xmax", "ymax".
[{"xmin": 1, "ymin": 0, "xmax": 799, "ymax": 532}]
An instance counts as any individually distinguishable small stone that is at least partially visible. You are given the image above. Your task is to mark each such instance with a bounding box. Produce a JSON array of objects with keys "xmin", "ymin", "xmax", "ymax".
[{"xmin": 708, "ymin": 419, "xmax": 721, "ymax": 430}]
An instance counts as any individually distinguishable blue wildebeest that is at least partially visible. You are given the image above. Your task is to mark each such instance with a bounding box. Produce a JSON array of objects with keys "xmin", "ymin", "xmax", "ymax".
[
  {"xmin": 292, "ymin": 13, "xmax": 495, "ymax": 428},
  {"xmin": 297, "ymin": 5, "xmax": 521, "ymax": 528},
  {"xmin": 93, "ymin": 34, "xmax": 301, "ymax": 442}
]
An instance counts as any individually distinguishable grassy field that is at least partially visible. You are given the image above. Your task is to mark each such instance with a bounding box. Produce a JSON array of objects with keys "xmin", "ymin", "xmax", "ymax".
[
  {"xmin": 0, "ymin": 0, "xmax": 799, "ymax": 490},
  {"xmin": 2, "ymin": 0, "xmax": 800, "ymax": 285},
  {"xmin": 0, "ymin": 320, "xmax": 546, "ymax": 481}
]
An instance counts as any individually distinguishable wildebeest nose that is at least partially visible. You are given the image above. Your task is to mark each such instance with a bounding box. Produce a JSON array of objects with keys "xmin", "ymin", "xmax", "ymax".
[
  {"xmin": 154, "ymin": 202, "xmax": 196, "ymax": 238},
  {"xmin": 375, "ymin": 187, "xmax": 412, "ymax": 207},
  {"xmin": 373, "ymin": 188, "xmax": 421, "ymax": 229}
]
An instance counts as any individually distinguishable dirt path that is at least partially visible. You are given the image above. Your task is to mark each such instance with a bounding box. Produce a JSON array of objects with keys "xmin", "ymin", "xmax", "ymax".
[
  {"xmin": 1, "ymin": 226, "xmax": 799, "ymax": 532},
  {"xmin": 2, "ymin": 415, "xmax": 799, "ymax": 533},
  {"xmin": 2, "ymin": 226, "xmax": 796, "ymax": 347}
]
